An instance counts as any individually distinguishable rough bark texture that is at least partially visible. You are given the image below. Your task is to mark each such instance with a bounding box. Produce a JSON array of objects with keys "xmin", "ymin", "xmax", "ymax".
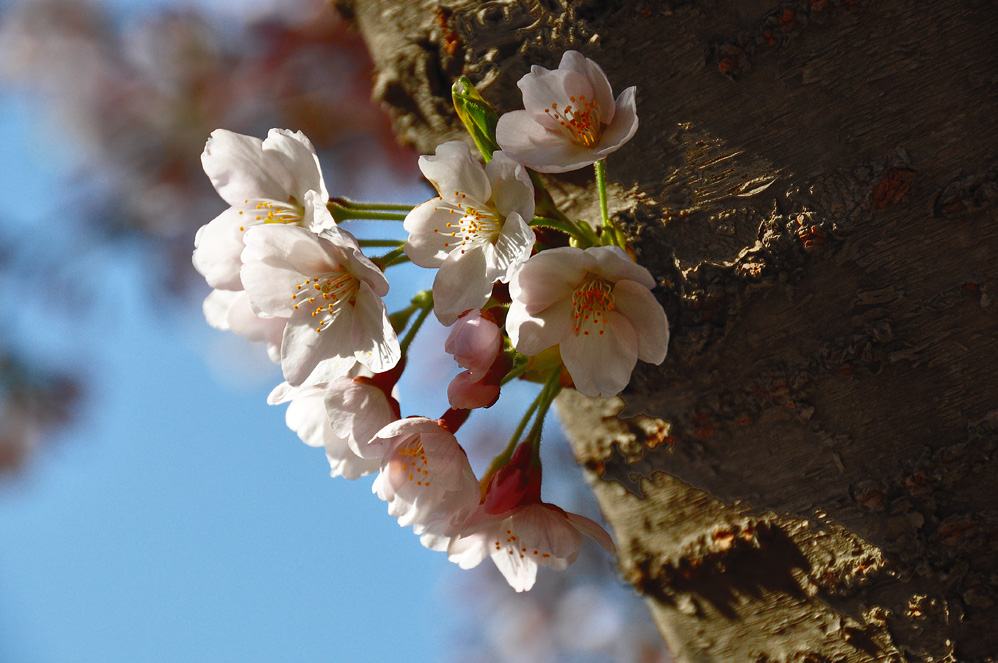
[{"xmin": 340, "ymin": 1, "xmax": 998, "ymax": 661}]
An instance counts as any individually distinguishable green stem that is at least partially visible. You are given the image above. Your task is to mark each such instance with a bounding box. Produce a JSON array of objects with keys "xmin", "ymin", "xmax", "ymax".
[
  {"xmin": 358, "ymin": 239, "xmax": 405, "ymax": 248},
  {"xmin": 523, "ymin": 369, "xmax": 562, "ymax": 461},
  {"xmin": 485, "ymin": 389, "xmax": 544, "ymax": 479},
  {"xmin": 594, "ymin": 159, "xmax": 610, "ymax": 229},
  {"xmin": 329, "ymin": 207, "xmax": 408, "ymax": 222},
  {"xmin": 500, "ymin": 358, "xmax": 530, "ymax": 386},
  {"xmin": 330, "ymin": 199, "xmax": 413, "ymax": 212},
  {"xmin": 374, "ymin": 246, "xmax": 409, "ymax": 269},
  {"xmin": 398, "ymin": 295, "xmax": 433, "ymax": 357}
]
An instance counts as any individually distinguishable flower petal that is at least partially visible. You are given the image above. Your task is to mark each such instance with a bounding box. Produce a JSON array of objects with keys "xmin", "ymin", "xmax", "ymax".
[
  {"xmin": 612, "ymin": 279, "xmax": 669, "ymax": 364},
  {"xmin": 281, "ymin": 302, "xmax": 356, "ymax": 386},
  {"xmin": 263, "ymin": 129, "xmax": 328, "ymax": 203},
  {"xmin": 518, "ymin": 67, "xmax": 594, "ymax": 131},
  {"xmin": 558, "ymin": 51, "xmax": 615, "ymax": 125},
  {"xmin": 485, "ymin": 152, "xmax": 534, "ymax": 220},
  {"xmin": 496, "ymin": 110, "xmax": 598, "ymax": 173},
  {"xmin": 447, "ymin": 371, "xmax": 500, "ymax": 409},
  {"xmin": 193, "ymin": 208, "xmax": 249, "ymax": 290},
  {"xmin": 593, "ymin": 86, "xmax": 639, "ymax": 158},
  {"xmin": 565, "ymin": 512, "xmax": 617, "ymax": 555},
  {"xmin": 403, "ymin": 199, "xmax": 452, "ymax": 267},
  {"xmin": 560, "ymin": 311, "xmax": 638, "ymax": 397},
  {"xmin": 350, "ymin": 282, "xmax": 401, "ymax": 374},
  {"xmin": 486, "ymin": 212, "xmax": 535, "ymax": 285},
  {"xmin": 587, "ymin": 245, "xmax": 656, "ymax": 289},
  {"xmin": 201, "ymin": 130, "xmax": 289, "ymax": 207},
  {"xmin": 418, "ymin": 141, "xmax": 491, "ymax": 206},
  {"xmin": 432, "ymin": 247, "xmax": 492, "ymax": 326},
  {"xmin": 506, "ymin": 297, "xmax": 573, "ymax": 356},
  {"xmin": 509, "ymin": 248, "xmax": 590, "ymax": 313}
]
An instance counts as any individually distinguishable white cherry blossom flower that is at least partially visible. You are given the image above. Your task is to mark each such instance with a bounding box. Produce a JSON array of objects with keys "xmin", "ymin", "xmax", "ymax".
[
  {"xmin": 444, "ymin": 309, "xmax": 503, "ymax": 409},
  {"xmin": 496, "ymin": 51, "xmax": 638, "ymax": 173},
  {"xmin": 506, "ymin": 246, "xmax": 669, "ymax": 398},
  {"xmin": 240, "ymin": 210, "xmax": 400, "ymax": 386},
  {"xmin": 404, "ymin": 142, "xmax": 535, "ymax": 325},
  {"xmin": 193, "ymin": 128, "xmax": 332, "ymax": 290},
  {"xmin": 443, "ymin": 443, "xmax": 615, "ymax": 592},
  {"xmin": 365, "ymin": 417, "xmax": 481, "ymax": 535},
  {"xmin": 267, "ymin": 378, "xmax": 396, "ymax": 480},
  {"xmin": 202, "ymin": 288, "xmax": 285, "ymax": 363}
]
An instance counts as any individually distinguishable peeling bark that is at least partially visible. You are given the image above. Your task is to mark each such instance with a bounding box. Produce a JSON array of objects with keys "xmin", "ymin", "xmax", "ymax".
[{"xmin": 341, "ymin": 1, "xmax": 998, "ymax": 660}]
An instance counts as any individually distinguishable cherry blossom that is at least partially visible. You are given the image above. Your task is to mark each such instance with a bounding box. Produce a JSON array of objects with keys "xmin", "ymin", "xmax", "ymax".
[
  {"xmin": 444, "ymin": 444, "xmax": 615, "ymax": 592},
  {"xmin": 267, "ymin": 377, "xmax": 397, "ymax": 480},
  {"xmin": 202, "ymin": 288, "xmax": 285, "ymax": 363},
  {"xmin": 240, "ymin": 210, "xmax": 400, "ymax": 386},
  {"xmin": 495, "ymin": 51, "xmax": 638, "ymax": 173},
  {"xmin": 445, "ymin": 309, "xmax": 504, "ymax": 409},
  {"xmin": 193, "ymin": 128, "xmax": 332, "ymax": 290},
  {"xmin": 506, "ymin": 246, "xmax": 669, "ymax": 398},
  {"xmin": 364, "ymin": 417, "xmax": 481, "ymax": 536},
  {"xmin": 403, "ymin": 142, "xmax": 535, "ymax": 325}
]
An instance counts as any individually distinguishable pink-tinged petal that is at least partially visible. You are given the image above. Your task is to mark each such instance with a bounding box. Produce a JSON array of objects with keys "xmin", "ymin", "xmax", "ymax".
[
  {"xmin": 506, "ymin": 297, "xmax": 573, "ymax": 356},
  {"xmin": 509, "ymin": 248, "xmax": 590, "ymax": 313},
  {"xmin": 226, "ymin": 291, "xmax": 286, "ymax": 345},
  {"xmin": 513, "ymin": 504, "xmax": 585, "ymax": 569},
  {"xmin": 612, "ymin": 280, "xmax": 669, "ymax": 364},
  {"xmin": 201, "ymin": 130, "xmax": 289, "ymax": 206},
  {"xmin": 565, "ymin": 512, "xmax": 617, "ymax": 555},
  {"xmin": 281, "ymin": 303, "xmax": 356, "ymax": 386},
  {"xmin": 403, "ymin": 199, "xmax": 452, "ymax": 267},
  {"xmin": 350, "ymin": 282, "xmax": 401, "ymax": 374},
  {"xmin": 418, "ymin": 141, "xmax": 491, "ymax": 206},
  {"xmin": 560, "ymin": 311, "xmax": 638, "ymax": 397},
  {"xmin": 193, "ymin": 208, "xmax": 248, "ymax": 290},
  {"xmin": 486, "ymin": 212, "xmax": 535, "ymax": 284},
  {"xmin": 444, "ymin": 310, "xmax": 501, "ymax": 377},
  {"xmin": 325, "ymin": 378, "xmax": 397, "ymax": 458},
  {"xmin": 241, "ymin": 225, "xmax": 331, "ymax": 278},
  {"xmin": 263, "ymin": 129, "xmax": 327, "ymax": 202},
  {"xmin": 593, "ymin": 86, "xmax": 638, "ymax": 158},
  {"xmin": 496, "ymin": 111, "xmax": 598, "ymax": 174},
  {"xmin": 203, "ymin": 289, "xmax": 237, "ymax": 331},
  {"xmin": 587, "ymin": 245, "xmax": 656, "ymax": 288},
  {"xmin": 486, "ymin": 152, "xmax": 534, "ymax": 220},
  {"xmin": 558, "ymin": 51, "xmax": 615, "ymax": 125},
  {"xmin": 448, "ymin": 371, "xmax": 500, "ymax": 409},
  {"xmin": 432, "ymin": 248, "xmax": 492, "ymax": 326},
  {"xmin": 518, "ymin": 67, "xmax": 594, "ymax": 131}
]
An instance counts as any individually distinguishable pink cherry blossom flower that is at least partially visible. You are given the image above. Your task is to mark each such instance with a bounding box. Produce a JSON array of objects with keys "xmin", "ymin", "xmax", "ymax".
[
  {"xmin": 240, "ymin": 212, "xmax": 400, "ymax": 386},
  {"xmin": 365, "ymin": 417, "xmax": 481, "ymax": 535},
  {"xmin": 495, "ymin": 51, "xmax": 638, "ymax": 173},
  {"xmin": 505, "ymin": 246, "xmax": 669, "ymax": 398},
  {"xmin": 444, "ymin": 443, "xmax": 615, "ymax": 592},
  {"xmin": 403, "ymin": 142, "xmax": 535, "ymax": 325},
  {"xmin": 267, "ymin": 377, "xmax": 397, "ymax": 480},
  {"xmin": 444, "ymin": 309, "xmax": 504, "ymax": 409},
  {"xmin": 193, "ymin": 128, "xmax": 333, "ymax": 290}
]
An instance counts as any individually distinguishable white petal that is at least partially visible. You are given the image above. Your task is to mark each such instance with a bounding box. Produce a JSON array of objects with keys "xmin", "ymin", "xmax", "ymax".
[
  {"xmin": 242, "ymin": 225, "xmax": 331, "ymax": 279},
  {"xmin": 267, "ymin": 381, "xmax": 297, "ymax": 405},
  {"xmin": 560, "ymin": 311, "xmax": 638, "ymax": 398},
  {"xmin": 201, "ymin": 130, "xmax": 288, "ymax": 207},
  {"xmin": 281, "ymin": 304, "xmax": 356, "ymax": 386},
  {"xmin": 350, "ymin": 282, "xmax": 401, "ymax": 374},
  {"xmin": 565, "ymin": 512, "xmax": 617, "ymax": 555},
  {"xmin": 558, "ymin": 51, "xmax": 616, "ymax": 126},
  {"xmin": 239, "ymin": 260, "xmax": 303, "ymax": 319},
  {"xmin": 593, "ymin": 86, "xmax": 639, "ymax": 158},
  {"xmin": 325, "ymin": 378, "xmax": 397, "ymax": 458},
  {"xmin": 284, "ymin": 385, "xmax": 332, "ymax": 448},
  {"xmin": 203, "ymin": 289, "xmax": 237, "ymax": 331},
  {"xmin": 418, "ymin": 141, "xmax": 491, "ymax": 205},
  {"xmin": 587, "ymin": 245, "xmax": 656, "ymax": 289},
  {"xmin": 612, "ymin": 280, "xmax": 669, "ymax": 364},
  {"xmin": 432, "ymin": 248, "xmax": 492, "ymax": 326},
  {"xmin": 506, "ymin": 297, "xmax": 573, "ymax": 356},
  {"xmin": 485, "ymin": 152, "xmax": 534, "ymax": 220},
  {"xmin": 402, "ymin": 199, "xmax": 451, "ymax": 267},
  {"xmin": 446, "ymin": 531, "xmax": 492, "ymax": 570},
  {"xmin": 491, "ymin": 543, "xmax": 539, "ymax": 592},
  {"xmin": 226, "ymin": 291, "xmax": 286, "ymax": 344},
  {"xmin": 509, "ymin": 248, "xmax": 590, "ymax": 313},
  {"xmin": 496, "ymin": 111, "xmax": 598, "ymax": 174},
  {"xmin": 192, "ymin": 208, "xmax": 249, "ymax": 290},
  {"xmin": 518, "ymin": 67, "xmax": 594, "ymax": 131},
  {"xmin": 486, "ymin": 212, "xmax": 535, "ymax": 284},
  {"xmin": 263, "ymin": 129, "xmax": 328, "ymax": 203}
]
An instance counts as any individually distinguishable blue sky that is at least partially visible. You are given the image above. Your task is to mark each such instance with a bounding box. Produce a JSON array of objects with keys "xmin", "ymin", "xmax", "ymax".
[{"xmin": 0, "ymin": 54, "xmax": 468, "ymax": 663}]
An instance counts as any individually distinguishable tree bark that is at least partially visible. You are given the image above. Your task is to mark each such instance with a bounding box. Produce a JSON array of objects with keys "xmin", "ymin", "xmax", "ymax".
[{"xmin": 341, "ymin": 1, "xmax": 998, "ymax": 660}]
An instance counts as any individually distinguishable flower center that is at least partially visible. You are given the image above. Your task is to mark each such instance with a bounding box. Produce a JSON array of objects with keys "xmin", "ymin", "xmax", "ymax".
[
  {"xmin": 543, "ymin": 94, "xmax": 602, "ymax": 148},
  {"xmin": 236, "ymin": 197, "xmax": 305, "ymax": 231},
  {"xmin": 290, "ymin": 271, "xmax": 359, "ymax": 333},
  {"xmin": 434, "ymin": 195, "xmax": 503, "ymax": 254},
  {"xmin": 494, "ymin": 527, "xmax": 551, "ymax": 560},
  {"xmin": 395, "ymin": 439, "xmax": 431, "ymax": 487},
  {"xmin": 571, "ymin": 275, "xmax": 614, "ymax": 336}
]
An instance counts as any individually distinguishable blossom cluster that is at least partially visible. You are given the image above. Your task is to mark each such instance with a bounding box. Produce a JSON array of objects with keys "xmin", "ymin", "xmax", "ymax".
[{"xmin": 193, "ymin": 52, "xmax": 669, "ymax": 592}]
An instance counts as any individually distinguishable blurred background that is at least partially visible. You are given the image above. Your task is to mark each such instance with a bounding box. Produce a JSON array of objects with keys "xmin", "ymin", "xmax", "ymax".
[{"xmin": 0, "ymin": 0, "xmax": 671, "ymax": 660}]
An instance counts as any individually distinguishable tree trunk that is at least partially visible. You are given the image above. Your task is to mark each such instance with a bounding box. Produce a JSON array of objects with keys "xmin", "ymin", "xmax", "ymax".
[{"xmin": 340, "ymin": 1, "xmax": 998, "ymax": 660}]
